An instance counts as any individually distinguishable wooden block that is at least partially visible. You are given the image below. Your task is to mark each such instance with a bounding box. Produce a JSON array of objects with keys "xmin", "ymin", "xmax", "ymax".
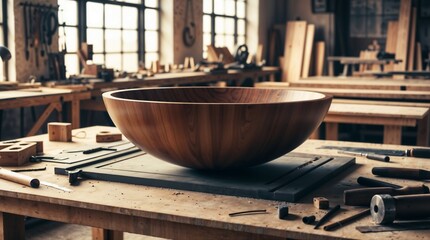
[
  {"xmin": 48, "ymin": 122, "xmax": 72, "ymax": 142},
  {"xmin": 96, "ymin": 131, "xmax": 122, "ymax": 143},
  {"xmin": 301, "ymin": 24, "xmax": 315, "ymax": 78},
  {"xmin": 0, "ymin": 142, "xmax": 37, "ymax": 166},
  {"xmin": 282, "ymin": 21, "xmax": 307, "ymax": 82},
  {"xmin": 313, "ymin": 197, "xmax": 329, "ymax": 209}
]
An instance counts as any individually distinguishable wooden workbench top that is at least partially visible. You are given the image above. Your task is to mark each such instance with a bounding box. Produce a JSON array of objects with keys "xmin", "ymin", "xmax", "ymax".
[{"xmin": 1, "ymin": 126, "xmax": 429, "ymax": 239}]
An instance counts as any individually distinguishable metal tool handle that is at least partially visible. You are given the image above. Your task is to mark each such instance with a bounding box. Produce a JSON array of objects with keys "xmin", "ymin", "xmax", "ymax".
[
  {"xmin": 372, "ymin": 167, "xmax": 430, "ymax": 180},
  {"xmin": 407, "ymin": 148, "xmax": 430, "ymax": 158},
  {"xmin": 395, "ymin": 194, "xmax": 430, "ymax": 219},
  {"xmin": 344, "ymin": 185, "xmax": 429, "ymax": 206},
  {"xmin": 366, "ymin": 153, "xmax": 390, "ymax": 162}
]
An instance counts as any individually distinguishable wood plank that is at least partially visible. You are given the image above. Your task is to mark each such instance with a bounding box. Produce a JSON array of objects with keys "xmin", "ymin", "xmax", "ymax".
[
  {"xmin": 393, "ymin": 0, "xmax": 412, "ymax": 76},
  {"xmin": 301, "ymin": 24, "xmax": 315, "ymax": 78},
  {"xmin": 385, "ymin": 21, "xmax": 398, "ymax": 53},
  {"xmin": 407, "ymin": 7, "xmax": 417, "ymax": 71},
  {"xmin": 282, "ymin": 21, "xmax": 307, "ymax": 82},
  {"xmin": 92, "ymin": 228, "xmax": 124, "ymax": 240},
  {"xmin": 26, "ymin": 102, "xmax": 62, "ymax": 137},
  {"xmin": 417, "ymin": 115, "xmax": 429, "ymax": 146},
  {"xmin": 314, "ymin": 41, "xmax": 325, "ymax": 76},
  {"xmin": 416, "ymin": 42, "xmax": 422, "ymax": 71},
  {"xmin": 325, "ymin": 123, "xmax": 338, "ymax": 141},
  {"xmin": 255, "ymin": 44, "xmax": 263, "ymax": 64}
]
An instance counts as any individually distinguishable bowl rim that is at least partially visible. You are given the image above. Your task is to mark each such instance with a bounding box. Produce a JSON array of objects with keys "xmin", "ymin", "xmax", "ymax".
[{"xmin": 102, "ymin": 87, "xmax": 333, "ymax": 105}]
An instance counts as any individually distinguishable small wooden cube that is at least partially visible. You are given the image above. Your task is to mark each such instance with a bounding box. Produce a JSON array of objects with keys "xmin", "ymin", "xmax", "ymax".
[
  {"xmin": 96, "ymin": 131, "xmax": 122, "ymax": 143},
  {"xmin": 48, "ymin": 122, "xmax": 72, "ymax": 142},
  {"xmin": 0, "ymin": 142, "xmax": 37, "ymax": 166},
  {"xmin": 313, "ymin": 197, "xmax": 329, "ymax": 209}
]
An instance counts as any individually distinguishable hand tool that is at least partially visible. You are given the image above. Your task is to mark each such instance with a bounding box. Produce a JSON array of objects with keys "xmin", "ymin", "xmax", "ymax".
[
  {"xmin": 228, "ymin": 209, "xmax": 267, "ymax": 217},
  {"xmin": 314, "ymin": 204, "xmax": 341, "ymax": 229},
  {"xmin": 302, "ymin": 215, "xmax": 316, "ymax": 224},
  {"xmin": 12, "ymin": 167, "xmax": 47, "ymax": 172},
  {"xmin": 0, "ymin": 167, "xmax": 39, "ymax": 188},
  {"xmin": 65, "ymin": 147, "xmax": 117, "ymax": 154},
  {"xmin": 356, "ymin": 176, "xmax": 401, "ymax": 188},
  {"xmin": 338, "ymin": 150, "xmax": 389, "ymax": 162},
  {"xmin": 371, "ymin": 194, "xmax": 430, "ymax": 224},
  {"xmin": 372, "ymin": 167, "xmax": 430, "ymax": 180},
  {"xmin": 323, "ymin": 209, "xmax": 370, "ymax": 231},
  {"xmin": 40, "ymin": 180, "xmax": 72, "ymax": 192},
  {"xmin": 344, "ymin": 185, "xmax": 429, "ymax": 206},
  {"xmin": 320, "ymin": 146, "xmax": 430, "ymax": 158},
  {"xmin": 356, "ymin": 221, "xmax": 430, "ymax": 233}
]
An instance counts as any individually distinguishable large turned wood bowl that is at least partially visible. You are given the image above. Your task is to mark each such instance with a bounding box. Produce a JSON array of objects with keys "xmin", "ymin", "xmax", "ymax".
[{"xmin": 103, "ymin": 87, "xmax": 332, "ymax": 170}]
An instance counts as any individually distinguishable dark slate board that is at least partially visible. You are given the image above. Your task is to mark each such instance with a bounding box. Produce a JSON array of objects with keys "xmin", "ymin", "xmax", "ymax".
[{"xmin": 55, "ymin": 151, "xmax": 355, "ymax": 202}]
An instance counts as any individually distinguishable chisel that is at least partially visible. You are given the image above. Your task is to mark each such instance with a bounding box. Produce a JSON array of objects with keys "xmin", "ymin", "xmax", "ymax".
[
  {"xmin": 338, "ymin": 150, "xmax": 389, "ymax": 162},
  {"xmin": 320, "ymin": 146, "xmax": 430, "ymax": 158},
  {"xmin": 372, "ymin": 167, "xmax": 430, "ymax": 180}
]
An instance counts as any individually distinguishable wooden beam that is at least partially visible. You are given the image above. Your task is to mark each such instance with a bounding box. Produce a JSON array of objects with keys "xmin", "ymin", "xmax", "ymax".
[
  {"xmin": 0, "ymin": 212, "xmax": 25, "ymax": 240},
  {"xmin": 301, "ymin": 24, "xmax": 315, "ymax": 78},
  {"xmin": 315, "ymin": 41, "xmax": 325, "ymax": 76},
  {"xmin": 26, "ymin": 102, "xmax": 62, "ymax": 137},
  {"xmin": 282, "ymin": 21, "xmax": 307, "ymax": 82},
  {"xmin": 385, "ymin": 21, "xmax": 398, "ymax": 53},
  {"xmin": 393, "ymin": 0, "xmax": 412, "ymax": 77},
  {"xmin": 416, "ymin": 42, "xmax": 422, "ymax": 71}
]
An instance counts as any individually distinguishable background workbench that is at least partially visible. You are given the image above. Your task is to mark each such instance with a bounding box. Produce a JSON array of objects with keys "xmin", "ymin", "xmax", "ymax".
[{"xmin": 1, "ymin": 126, "xmax": 429, "ymax": 240}]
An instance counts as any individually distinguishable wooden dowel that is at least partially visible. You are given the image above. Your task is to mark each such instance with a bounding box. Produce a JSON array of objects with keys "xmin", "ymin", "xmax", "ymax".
[{"xmin": 0, "ymin": 168, "xmax": 40, "ymax": 188}]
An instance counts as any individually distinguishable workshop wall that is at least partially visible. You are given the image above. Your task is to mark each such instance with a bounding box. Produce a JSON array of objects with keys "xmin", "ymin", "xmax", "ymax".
[{"xmin": 9, "ymin": 0, "xmax": 58, "ymax": 83}]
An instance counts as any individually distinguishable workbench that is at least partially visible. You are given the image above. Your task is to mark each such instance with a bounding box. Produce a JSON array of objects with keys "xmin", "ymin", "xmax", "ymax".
[
  {"xmin": 0, "ymin": 88, "xmax": 91, "ymax": 137},
  {"xmin": 327, "ymin": 56, "xmax": 401, "ymax": 77},
  {"xmin": 81, "ymin": 67, "xmax": 279, "ymax": 111},
  {"xmin": 1, "ymin": 126, "xmax": 429, "ymax": 239}
]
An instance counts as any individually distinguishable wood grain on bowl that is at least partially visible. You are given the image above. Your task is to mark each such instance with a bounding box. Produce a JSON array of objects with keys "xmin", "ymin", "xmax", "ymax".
[{"xmin": 103, "ymin": 87, "xmax": 332, "ymax": 170}]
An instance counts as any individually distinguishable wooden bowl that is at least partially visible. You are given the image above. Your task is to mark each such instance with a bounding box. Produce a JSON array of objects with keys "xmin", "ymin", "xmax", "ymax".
[{"xmin": 103, "ymin": 87, "xmax": 332, "ymax": 170}]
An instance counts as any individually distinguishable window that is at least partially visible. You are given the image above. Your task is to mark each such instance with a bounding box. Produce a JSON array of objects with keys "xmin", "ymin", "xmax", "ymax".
[
  {"xmin": 202, "ymin": 0, "xmax": 246, "ymax": 58},
  {"xmin": 58, "ymin": 0, "xmax": 160, "ymax": 76}
]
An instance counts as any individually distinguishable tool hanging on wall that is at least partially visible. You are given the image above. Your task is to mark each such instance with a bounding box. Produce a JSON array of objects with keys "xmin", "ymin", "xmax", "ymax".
[
  {"xmin": 20, "ymin": 2, "xmax": 59, "ymax": 64},
  {"xmin": 182, "ymin": 0, "xmax": 196, "ymax": 47}
]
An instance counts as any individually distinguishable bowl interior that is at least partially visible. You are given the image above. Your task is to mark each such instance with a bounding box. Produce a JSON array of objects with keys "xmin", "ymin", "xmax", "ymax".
[{"xmin": 108, "ymin": 87, "xmax": 327, "ymax": 104}]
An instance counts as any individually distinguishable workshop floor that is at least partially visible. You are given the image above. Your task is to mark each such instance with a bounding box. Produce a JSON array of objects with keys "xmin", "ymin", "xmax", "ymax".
[{"xmin": 26, "ymin": 221, "xmax": 164, "ymax": 240}]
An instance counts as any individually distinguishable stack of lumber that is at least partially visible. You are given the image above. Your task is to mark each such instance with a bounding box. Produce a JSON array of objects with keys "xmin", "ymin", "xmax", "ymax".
[
  {"xmin": 393, "ymin": 0, "xmax": 421, "ymax": 77},
  {"xmin": 281, "ymin": 21, "xmax": 317, "ymax": 82},
  {"xmin": 206, "ymin": 45, "xmax": 235, "ymax": 64}
]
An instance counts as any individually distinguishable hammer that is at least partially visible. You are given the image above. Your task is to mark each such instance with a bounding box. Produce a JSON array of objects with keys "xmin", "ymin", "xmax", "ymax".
[{"xmin": 370, "ymin": 194, "xmax": 430, "ymax": 224}]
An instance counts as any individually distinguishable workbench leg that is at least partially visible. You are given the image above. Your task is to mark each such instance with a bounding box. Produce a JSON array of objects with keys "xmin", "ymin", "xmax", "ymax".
[
  {"xmin": 70, "ymin": 100, "xmax": 81, "ymax": 129},
  {"xmin": 0, "ymin": 212, "xmax": 25, "ymax": 240},
  {"xmin": 92, "ymin": 228, "xmax": 123, "ymax": 240},
  {"xmin": 325, "ymin": 123, "xmax": 339, "ymax": 140},
  {"xmin": 328, "ymin": 61, "xmax": 334, "ymax": 76},
  {"xmin": 341, "ymin": 64, "xmax": 349, "ymax": 77},
  {"xmin": 417, "ymin": 115, "xmax": 429, "ymax": 146},
  {"xmin": 383, "ymin": 126, "xmax": 402, "ymax": 145}
]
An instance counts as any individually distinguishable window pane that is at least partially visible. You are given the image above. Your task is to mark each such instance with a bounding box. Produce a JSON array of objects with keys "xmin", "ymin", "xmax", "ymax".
[
  {"xmin": 59, "ymin": 0, "xmax": 77, "ymax": 25},
  {"xmin": 145, "ymin": 31, "xmax": 159, "ymax": 52},
  {"xmin": 237, "ymin": 1, "xmax": 246, "ymax": 18},
  {"xmin": 225, "ymin": 18, "xmax": 234, "ymax": 34},
  {"xmin": 122, "ymin": 6, "xmax": 138, "ymax": 29},
  {"xmin": 203, "ymin": 15, "xmax": 211, "ymax": 33},
  {"xmin": 203, "ymin": 33, "xmax": 211, "ymax": 47},
  {"xmin": 92, "ymin": 54, "xmax": 104, "ymax": 65},
  {"xmin": 65, "ymin": 54, "xmax": 79, "ymax": 76},
  {"xmin": 203, "ymin": 0, "xmax": 212, "ymax": 13},
  {"xmin": 123, "ymin": 30, "xmax": 138, "ymax": 52},
  {"xmin": 214, "ymin": 0, "xmax": 224, "ymax": 15},
  {"xmin": 145, "ymin": 53, "xmax": 159, "ymax": 69},
  {"xmin": 87, "ymin": 28, "xmax": 104, "ymax": 52},
  {"xmin": 225, "ymin": 0, "xmax": 235, "ymax": 16},
  {"xmin": 105, "ymin": 29, "xmax": 122, "ymax": 52},
  {"xmin": 238, "ymin": 19, "xmax": 245, "ymax": 35},
  {"xmin": 145, "ymin": 0, "xmax": 158, "ymax": 8},
  {"xmin": 237, "ymin": 35, "xmax": 245, "ymax": 45},
  {"xmin": 122, "ymin": 0, "xmax": 141, "ymax": 4},
  {"xmin": 215, "ymin": 35, "xmax": 225, "ymax": 47},
  {"xmin": 145, "ymin": 9, "xmax": 159, "ymax": 30},
  {"xmin": 215, "ymin": 17, "xmax": 225, "ymax": 34},
  {"xmin": 64, "ymin": 27, "xmax": 78, "ymax": 52},
  {"xmin": 106, "ymin": 53, "xmax": 122, "ymax": 70},
  {"xmin": 123, "ymin": 53, "xmax": 138, "ymax": 72},
  {"xmin": 105, "ymin": 4, "xmax": 122, "ymax": 29},
  {"xmin": 225, "ymin": 35, "xmax": 235, "ymax": 51},
  {"xmin": 86, "ymin": 2, "xmax": 103, "ymax": 27}
]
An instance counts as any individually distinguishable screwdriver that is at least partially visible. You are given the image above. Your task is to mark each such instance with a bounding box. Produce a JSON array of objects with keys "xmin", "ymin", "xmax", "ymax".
[{"xmin": 338, "ymin": 150, "xmax": 390, "ymax": 162}]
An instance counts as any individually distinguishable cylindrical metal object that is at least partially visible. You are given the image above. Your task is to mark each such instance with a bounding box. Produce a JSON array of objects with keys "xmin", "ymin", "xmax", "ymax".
[
  {"xmin": 302, "ymin": 215, "xmax": 316, "ymax": 224},
  {"xmin": 370, "ymin": 194, "xmax": 430, "ymax": 224}
]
